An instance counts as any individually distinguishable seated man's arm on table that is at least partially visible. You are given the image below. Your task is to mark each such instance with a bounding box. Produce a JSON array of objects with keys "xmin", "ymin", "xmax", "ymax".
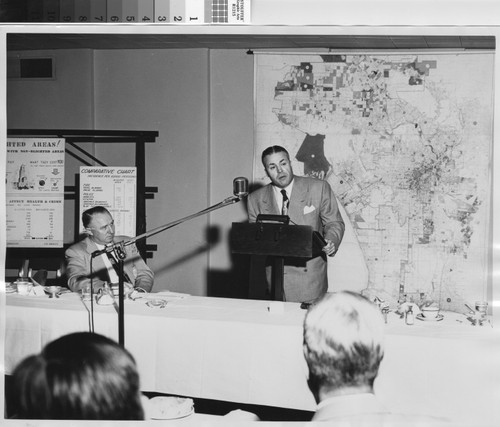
[
  {"xmin": 65, "ymin": 244, "xmax": 106, "ymax": 293},
  {"xmin": 125, "ymin": 243, "xmax": 154, "ymax": 293}
]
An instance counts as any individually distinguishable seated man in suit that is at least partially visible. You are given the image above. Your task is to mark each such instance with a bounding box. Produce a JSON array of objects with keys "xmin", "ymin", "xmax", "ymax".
[
  {"xmin": 65, "ymin": 206, "xmax": 154, "ymax": 293},
  {"xmin": 303, "ymin": 291, "xmax": 450, "ymax": 424}
]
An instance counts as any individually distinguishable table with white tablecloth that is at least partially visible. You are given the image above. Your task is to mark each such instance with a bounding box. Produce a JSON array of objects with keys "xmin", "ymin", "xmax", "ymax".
[{"xmin": 3, "ymin": 290, "xmax": 500, "ymax": 425}]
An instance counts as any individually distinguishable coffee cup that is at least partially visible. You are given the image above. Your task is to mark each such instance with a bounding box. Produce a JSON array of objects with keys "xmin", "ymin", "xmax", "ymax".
[
  {"xmin": 17, "ymin": 281, "xmax": 33, "ymax": 296},
  {"xmin": 421, "ymin": 306, "xmax": 440, "ymax": 318}
]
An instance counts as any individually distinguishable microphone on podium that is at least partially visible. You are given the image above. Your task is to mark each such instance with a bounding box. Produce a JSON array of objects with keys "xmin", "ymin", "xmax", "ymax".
[{"xmin": 233, "ymin": 177, "xmax": 249, "ymax": 198}]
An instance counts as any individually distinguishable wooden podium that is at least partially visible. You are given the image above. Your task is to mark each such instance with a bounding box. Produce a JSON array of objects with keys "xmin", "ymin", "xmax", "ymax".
[{"xmin": 231, "ymin": 215, "xmax": 325, "ymax": 300}]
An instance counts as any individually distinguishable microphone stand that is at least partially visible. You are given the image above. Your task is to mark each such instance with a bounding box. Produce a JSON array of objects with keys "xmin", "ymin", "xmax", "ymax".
[{"xmin": 92, "ymin": 193, "xmax": 245, "ymax": 347}]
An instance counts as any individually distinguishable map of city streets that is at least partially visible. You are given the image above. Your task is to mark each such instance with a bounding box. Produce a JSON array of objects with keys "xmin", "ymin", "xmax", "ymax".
[{"xmin": 254, "ymin": 53, "xmax": 494, "ymax": 312}]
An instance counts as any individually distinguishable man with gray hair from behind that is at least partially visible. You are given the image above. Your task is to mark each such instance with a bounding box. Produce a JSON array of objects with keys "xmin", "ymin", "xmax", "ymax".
[{"xmin": 303, "ymin": 291, "xmax": 450, "ymax": 425}]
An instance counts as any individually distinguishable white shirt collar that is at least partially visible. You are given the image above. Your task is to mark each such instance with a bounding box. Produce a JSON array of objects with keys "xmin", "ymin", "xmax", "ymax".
[
  {"xmin": 316, "ymin": 392, "xmax": 381, "ymax": 411},
  {"xmin": 94, "ymin": 242, "xmax": 105, "ymax": 250},
  {"xmin": 273, "ymin": 179, "xmax": 294, "ymax": 210}
]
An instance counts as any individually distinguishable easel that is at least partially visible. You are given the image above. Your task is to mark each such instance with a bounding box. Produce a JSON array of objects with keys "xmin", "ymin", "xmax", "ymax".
[{"xmin": 6, "ymin": 129, "xmax": 158, "ymax": 347}]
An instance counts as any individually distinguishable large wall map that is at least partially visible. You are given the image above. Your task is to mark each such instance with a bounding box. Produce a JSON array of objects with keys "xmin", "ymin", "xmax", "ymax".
[{"xmin": 254, "ymin": 53, "xmax": 494, "ymax": 312}]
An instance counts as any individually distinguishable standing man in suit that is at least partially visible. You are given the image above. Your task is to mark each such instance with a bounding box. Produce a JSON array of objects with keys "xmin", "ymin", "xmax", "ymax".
[
  {"xmin": 247, "ymin": 145, "xmax": 345, "ymax": 303},
  {"xmin": 65, "ymin": 206, "xmax": 154, "ymax": 293}
]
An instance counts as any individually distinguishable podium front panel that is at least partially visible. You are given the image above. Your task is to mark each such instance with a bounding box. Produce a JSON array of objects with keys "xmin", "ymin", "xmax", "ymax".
[{"xmin": 231, "ymin": 222, "xmax": 313, "ymax": 258}]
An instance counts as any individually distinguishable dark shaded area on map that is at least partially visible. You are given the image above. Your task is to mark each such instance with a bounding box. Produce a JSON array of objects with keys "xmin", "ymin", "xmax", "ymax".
[{"xmin": 295, "ymin": 133, "xmax": 331, "ymax": 179}]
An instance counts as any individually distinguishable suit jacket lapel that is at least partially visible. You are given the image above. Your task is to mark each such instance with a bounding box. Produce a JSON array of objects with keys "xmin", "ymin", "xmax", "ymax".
[
  {"xmin": 85, "ymin": 237, "xmax": 108, "ymax": 276},
  {"xmin": 85, "ymin": 237, "xmax": 134, "ymax": 284},
  {"xmin": 261, "ymin": 184, "xmax": 280, "ymax": 215},
  {"xmin": 112, "ymin": 237, "xmax": 135, "ymax": 282},
  {"xmin": 288, "ymin": 176, "xmax": 308, "ymax": 220},
  {"xmin": 261, "ymin": 178, "xmax": 310, "ymax": 219}
]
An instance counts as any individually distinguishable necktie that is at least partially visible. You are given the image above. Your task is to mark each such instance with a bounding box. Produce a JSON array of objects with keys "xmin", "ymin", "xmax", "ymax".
[
  {"xmin": 106, "ymin": 250, "xmax": 131, "ymax": 284},
  {"xmin": 281, "ymin": 189, "xmax": 289, "ymax": 215}
]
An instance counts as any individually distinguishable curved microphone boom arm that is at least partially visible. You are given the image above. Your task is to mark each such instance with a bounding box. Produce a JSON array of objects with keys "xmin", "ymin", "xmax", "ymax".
[{"xmin": 91, "ymin": 177, "xmax": 249, "ymax": 259}]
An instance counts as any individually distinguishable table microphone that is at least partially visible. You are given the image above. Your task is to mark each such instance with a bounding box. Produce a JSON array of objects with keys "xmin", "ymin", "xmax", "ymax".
[{"xmin": 233, "ymin": 177, "xmax": 249, "ymax": 198}]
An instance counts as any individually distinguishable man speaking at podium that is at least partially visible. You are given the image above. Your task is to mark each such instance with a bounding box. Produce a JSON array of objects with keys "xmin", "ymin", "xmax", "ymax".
[
  {"xmin": 247, "ymin": 146, "xmax": 344, "ymax": 303},
  {"xmin": 65, "ymin": 206, "xmax": 154, "ymax": 293}
]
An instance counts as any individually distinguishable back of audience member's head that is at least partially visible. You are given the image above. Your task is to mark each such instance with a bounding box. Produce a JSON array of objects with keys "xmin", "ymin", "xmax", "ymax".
[
  {"xmin": 12, "ymin": 332, "xmax": 145, "ymax": 420},
  {"xmin": 303, "ymin": 291, "xmax": 385, "ymax": 401}
]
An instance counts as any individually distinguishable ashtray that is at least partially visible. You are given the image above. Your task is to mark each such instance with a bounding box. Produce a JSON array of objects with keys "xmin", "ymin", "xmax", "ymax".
[
  {"xmin": 43, "ymin": 285, "xmax": 62, "ymax": 298},
  {"xmin": 416, "ymin": 313, "xmax": 444, "ymax": 322},
  {"xmin": 148, "ymin": 396, "xmax": 194, "ymax": 419},
  {"xmin": 146, "ymin": 299, "xmax": 167, "ymax": 308}
]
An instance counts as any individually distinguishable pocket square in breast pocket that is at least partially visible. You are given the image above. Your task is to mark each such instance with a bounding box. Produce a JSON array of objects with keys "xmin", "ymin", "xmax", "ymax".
[{"xmin": 304, "ymin": 205, "xmax": 316, "ymax": 214}]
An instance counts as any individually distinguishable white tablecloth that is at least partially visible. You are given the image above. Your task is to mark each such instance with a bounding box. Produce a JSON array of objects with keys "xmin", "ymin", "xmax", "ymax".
[{"xmin": 3, "ymin": 291, "xmax": 500, "ymax": 425}]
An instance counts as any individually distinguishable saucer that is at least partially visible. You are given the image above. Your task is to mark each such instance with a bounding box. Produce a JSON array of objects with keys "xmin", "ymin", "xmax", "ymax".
[
  {"xmin": 146, "ymin": 299, "xmax": 167, "ymax": 308},
  {"xmin": 148, "ymin": 396, "xmax": 194, "ymax": 420},
  {"xmin": 5, "ymin": 283, "xmax": 17, "ymax": 293},
  {"xmin": 416, "ymin": 313, "xmax": 444, "ymax": 322}
]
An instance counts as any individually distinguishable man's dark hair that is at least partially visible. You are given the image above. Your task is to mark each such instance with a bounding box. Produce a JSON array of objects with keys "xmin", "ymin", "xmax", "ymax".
[
  {"xmin": 12, "ymin": 332, "xmax": 145, "ymax": 420},
  {"xmin": 82, "ymin": 206, "xmax": 111, "ymax": 228},
  {"xmin": 261, "ymin": 145, "xmax": 290, "ymax": 165}
]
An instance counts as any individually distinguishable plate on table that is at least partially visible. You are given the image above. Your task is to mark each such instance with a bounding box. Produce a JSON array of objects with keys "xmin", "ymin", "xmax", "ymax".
[
  {"xmin": 5, "ymin": 283, "xmax": 17, "ymax": 293},
  {"xmin": 148, "ymin": 396, "xmax": 194, "ymax": 420},
  {"xmin": 146, "ymin": 299, "xmax": 168, "ymax": 308},
  {"xmin": 416, "ymin": 313, "xmax": 444, "ymax": 322}
]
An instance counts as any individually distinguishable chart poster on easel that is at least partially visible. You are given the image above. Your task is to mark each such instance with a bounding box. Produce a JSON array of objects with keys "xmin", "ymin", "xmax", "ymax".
[
  {"xmin": 5, "ymin": 138, "xmax": 65, "ymax": 247},
  {"xmin": 79, "ymin": 166, "xmax": 136, "ymax": 237}
]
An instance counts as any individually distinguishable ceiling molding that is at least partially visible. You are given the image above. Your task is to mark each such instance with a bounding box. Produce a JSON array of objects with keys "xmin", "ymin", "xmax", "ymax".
[{"xmin": 7, "ymin": 34, "xmax": 496, "ymax": 51}]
